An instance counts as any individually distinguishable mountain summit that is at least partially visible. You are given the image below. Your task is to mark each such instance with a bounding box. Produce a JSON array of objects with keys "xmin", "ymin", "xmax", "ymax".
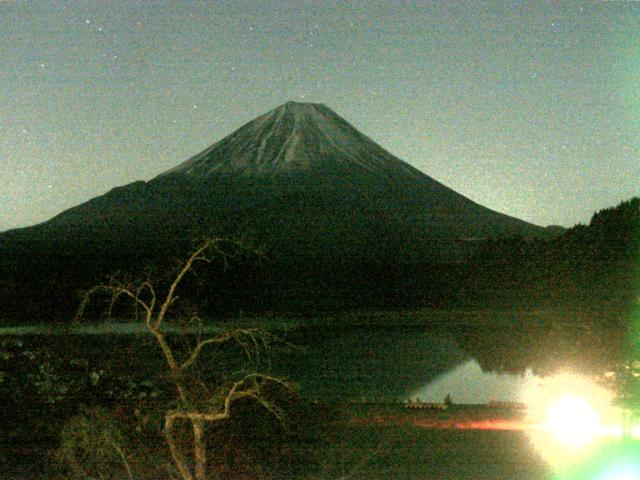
[
  {"xmin": 2, "ymin": 101, "xmax": 549, "ymax": 264},
  {"xmin": 159, "ymin": 101, "xmax": 422, "ymax": 179},
  {"xmin": 0, "ymin": 101, "xmax": 555, "ymax": 319}
]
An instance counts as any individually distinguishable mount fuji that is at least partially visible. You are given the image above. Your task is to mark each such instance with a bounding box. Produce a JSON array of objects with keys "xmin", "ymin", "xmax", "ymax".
[
  {"xmin": 3, "ymin": 101, "xmax": 548, "ymax": 263},
  {"xmin": 1, "ymin": 101, "xmax": 560, "ymax": 318},
  {"xmin": 159, "ymin": 101, "xmax": 425, "ymax": 179}
]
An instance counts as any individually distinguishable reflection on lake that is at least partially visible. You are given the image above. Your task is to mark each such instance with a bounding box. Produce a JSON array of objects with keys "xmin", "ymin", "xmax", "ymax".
[
  {"xmin": 409, "ymin": 360, "xmax": 539, "ymax": 404},
  {"xmin": 275, "ymin": 327, "xmax": 545, "ymax": 403},
  {"xmin": 274, "ymin": 327, "xmax": 468, "ymax": 401},
  {"xmin": 1, "ymin": 316, "xmax": 599, "ymax": 404}
]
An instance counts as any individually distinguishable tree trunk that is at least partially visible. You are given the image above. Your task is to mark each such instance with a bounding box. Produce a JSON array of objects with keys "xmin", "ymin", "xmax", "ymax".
[
  {"xmin": 193, "ymin": 419, "xmax": 208, "ymax": 480},
  {"xmin": 165, "ymin": 414, "xmax": 195, "ymax": 480}
]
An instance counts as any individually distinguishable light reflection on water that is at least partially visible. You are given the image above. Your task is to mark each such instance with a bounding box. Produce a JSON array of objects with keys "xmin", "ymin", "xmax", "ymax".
[
  {"xmin": 0, "ymin": 322, "xmax": 223, "ymax": 336},
  {"xmin": 1, "ymin": 323, "xmax": 545, "ymax": 404},
  {"xmin": 409, "ymin": 359, "xmax": 540, "ymax": 404}
]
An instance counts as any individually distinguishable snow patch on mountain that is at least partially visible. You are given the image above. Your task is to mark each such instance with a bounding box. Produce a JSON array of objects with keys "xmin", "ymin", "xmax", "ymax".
[{"xmin": 158, "ymin": 101, "xmax": 424, "ymax": 179}]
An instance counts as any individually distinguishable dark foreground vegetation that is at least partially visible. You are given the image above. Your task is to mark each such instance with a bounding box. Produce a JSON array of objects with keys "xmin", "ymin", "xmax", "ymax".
[
  {"xmin": 0, "ymin": 198, "xmax": 638, "ymax": 478},
  {"xmin": 1, "ymin": 330, "xmax": 552, "ymax": 480},
  {"xmin": 0, "ymin": 332, "xmax": 339, "ymax": 479},
  {"xmin": 0, "ymin": 313, "xmax": 630, "ymax": 479},
  {"xmin": 1, "ymin": 198, "xmax": 637, "ymax": 327}
]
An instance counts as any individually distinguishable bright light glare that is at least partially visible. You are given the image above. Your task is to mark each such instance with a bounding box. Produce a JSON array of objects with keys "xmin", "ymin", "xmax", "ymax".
[
  {"xmin": 520, "ymin": 371, "xmax": 616, "ymax": 467},
  {"xmin": 546, "ymin": 395, "xmax": 600, "ymax": 448},
  {"xmin": 600, "ymin": 466, "xmax": 640, "ymax": 480},
  {"xmin": 607, "ymin": 474, "xmax": 639, "ymax": 480}
]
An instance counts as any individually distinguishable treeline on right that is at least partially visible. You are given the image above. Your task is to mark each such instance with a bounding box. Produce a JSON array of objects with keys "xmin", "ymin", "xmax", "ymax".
[
  {"xmin": 446, "ymin": 197, "xmax": 639, "ymax": 374},
  {"xmin": 463, "ymin": 197, "xmax": 640, "ymax": 316}
]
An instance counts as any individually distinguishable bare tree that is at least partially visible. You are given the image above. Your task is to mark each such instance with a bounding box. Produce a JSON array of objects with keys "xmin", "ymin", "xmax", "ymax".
[{"xmin": 75, "ymin": 238, "xmax": 292, "ymax": 480}]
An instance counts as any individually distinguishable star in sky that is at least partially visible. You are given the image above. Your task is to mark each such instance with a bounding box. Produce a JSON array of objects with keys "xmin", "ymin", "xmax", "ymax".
[{"xmin": 0, "ymin": 0, "xmax": 638, "ymax": 230}]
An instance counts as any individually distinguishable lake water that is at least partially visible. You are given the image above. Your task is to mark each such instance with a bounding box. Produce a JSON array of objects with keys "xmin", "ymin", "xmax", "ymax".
[
  {"xmin": 272, "ymin": 326, "xmax": 542, "ymax": 402},
  {"xmin": 0, "ymin": 322, "xmax": 542, "ymax": 403},
  {"xmin": 410, "ymin": 360, "xmax": 538, "ymax": 404}
]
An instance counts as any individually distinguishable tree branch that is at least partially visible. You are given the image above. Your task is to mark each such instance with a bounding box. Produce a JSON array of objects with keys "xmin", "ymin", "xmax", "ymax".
[
  {"xmin": 155, "ymin": 238, "xmax": 224, "ymax": 330},
  {"xmin": 74, "ymin": 237, "xmax": 288, "ymax": 480},
  {"xmin": 180, "ymin": 331, "xmax": 235, "ymax": 371}
]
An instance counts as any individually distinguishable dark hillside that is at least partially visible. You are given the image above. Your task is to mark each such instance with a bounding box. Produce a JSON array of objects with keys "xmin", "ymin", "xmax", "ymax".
[
  {"xmin": 464, "ymin": 197, "xmax": 640, "ymax": 315},
  {"xmin": 0, "ymin": 102, "xmax": 551, "ymax": 324}
]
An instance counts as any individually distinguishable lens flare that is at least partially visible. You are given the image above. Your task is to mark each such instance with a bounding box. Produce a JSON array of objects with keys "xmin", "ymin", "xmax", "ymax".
[
  {"xmin": 557, "ymin": 440, "xmax": 640, "ymax": 480},
  {"xmin": 546, "ymin": 395, "xmax": 600, "ymax": 448},
  {"xmin": 600, "ymin": 468, "xmax": 640, "ymax": 480},
  {"xmin": 520, "ymin": 371, "xmax": 616, "ymax": 467}
]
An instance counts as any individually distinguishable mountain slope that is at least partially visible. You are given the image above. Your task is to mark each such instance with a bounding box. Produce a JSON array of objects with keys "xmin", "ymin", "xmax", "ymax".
[
  {"xmin": 159, "ymin": 101, "xmax": 424, "ymax": 179},
  {"xmin": 0, "ymin": 101, "xmax": 556, "ymax": 320},
  {"xmin": 3, "ymin": 102, "xmax": 546, "ymax": 259}
]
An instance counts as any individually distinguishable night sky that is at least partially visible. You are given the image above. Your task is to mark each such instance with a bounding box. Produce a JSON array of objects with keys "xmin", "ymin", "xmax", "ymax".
[{"xmin": 2, "ymin": 0, "xmax": 639, "ymax": 231}]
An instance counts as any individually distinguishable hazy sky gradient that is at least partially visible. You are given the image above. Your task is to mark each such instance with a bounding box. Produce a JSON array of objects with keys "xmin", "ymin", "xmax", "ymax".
[{"xmin": 2, "ymin": 0, "xmax": 639, "ymax": 230}]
